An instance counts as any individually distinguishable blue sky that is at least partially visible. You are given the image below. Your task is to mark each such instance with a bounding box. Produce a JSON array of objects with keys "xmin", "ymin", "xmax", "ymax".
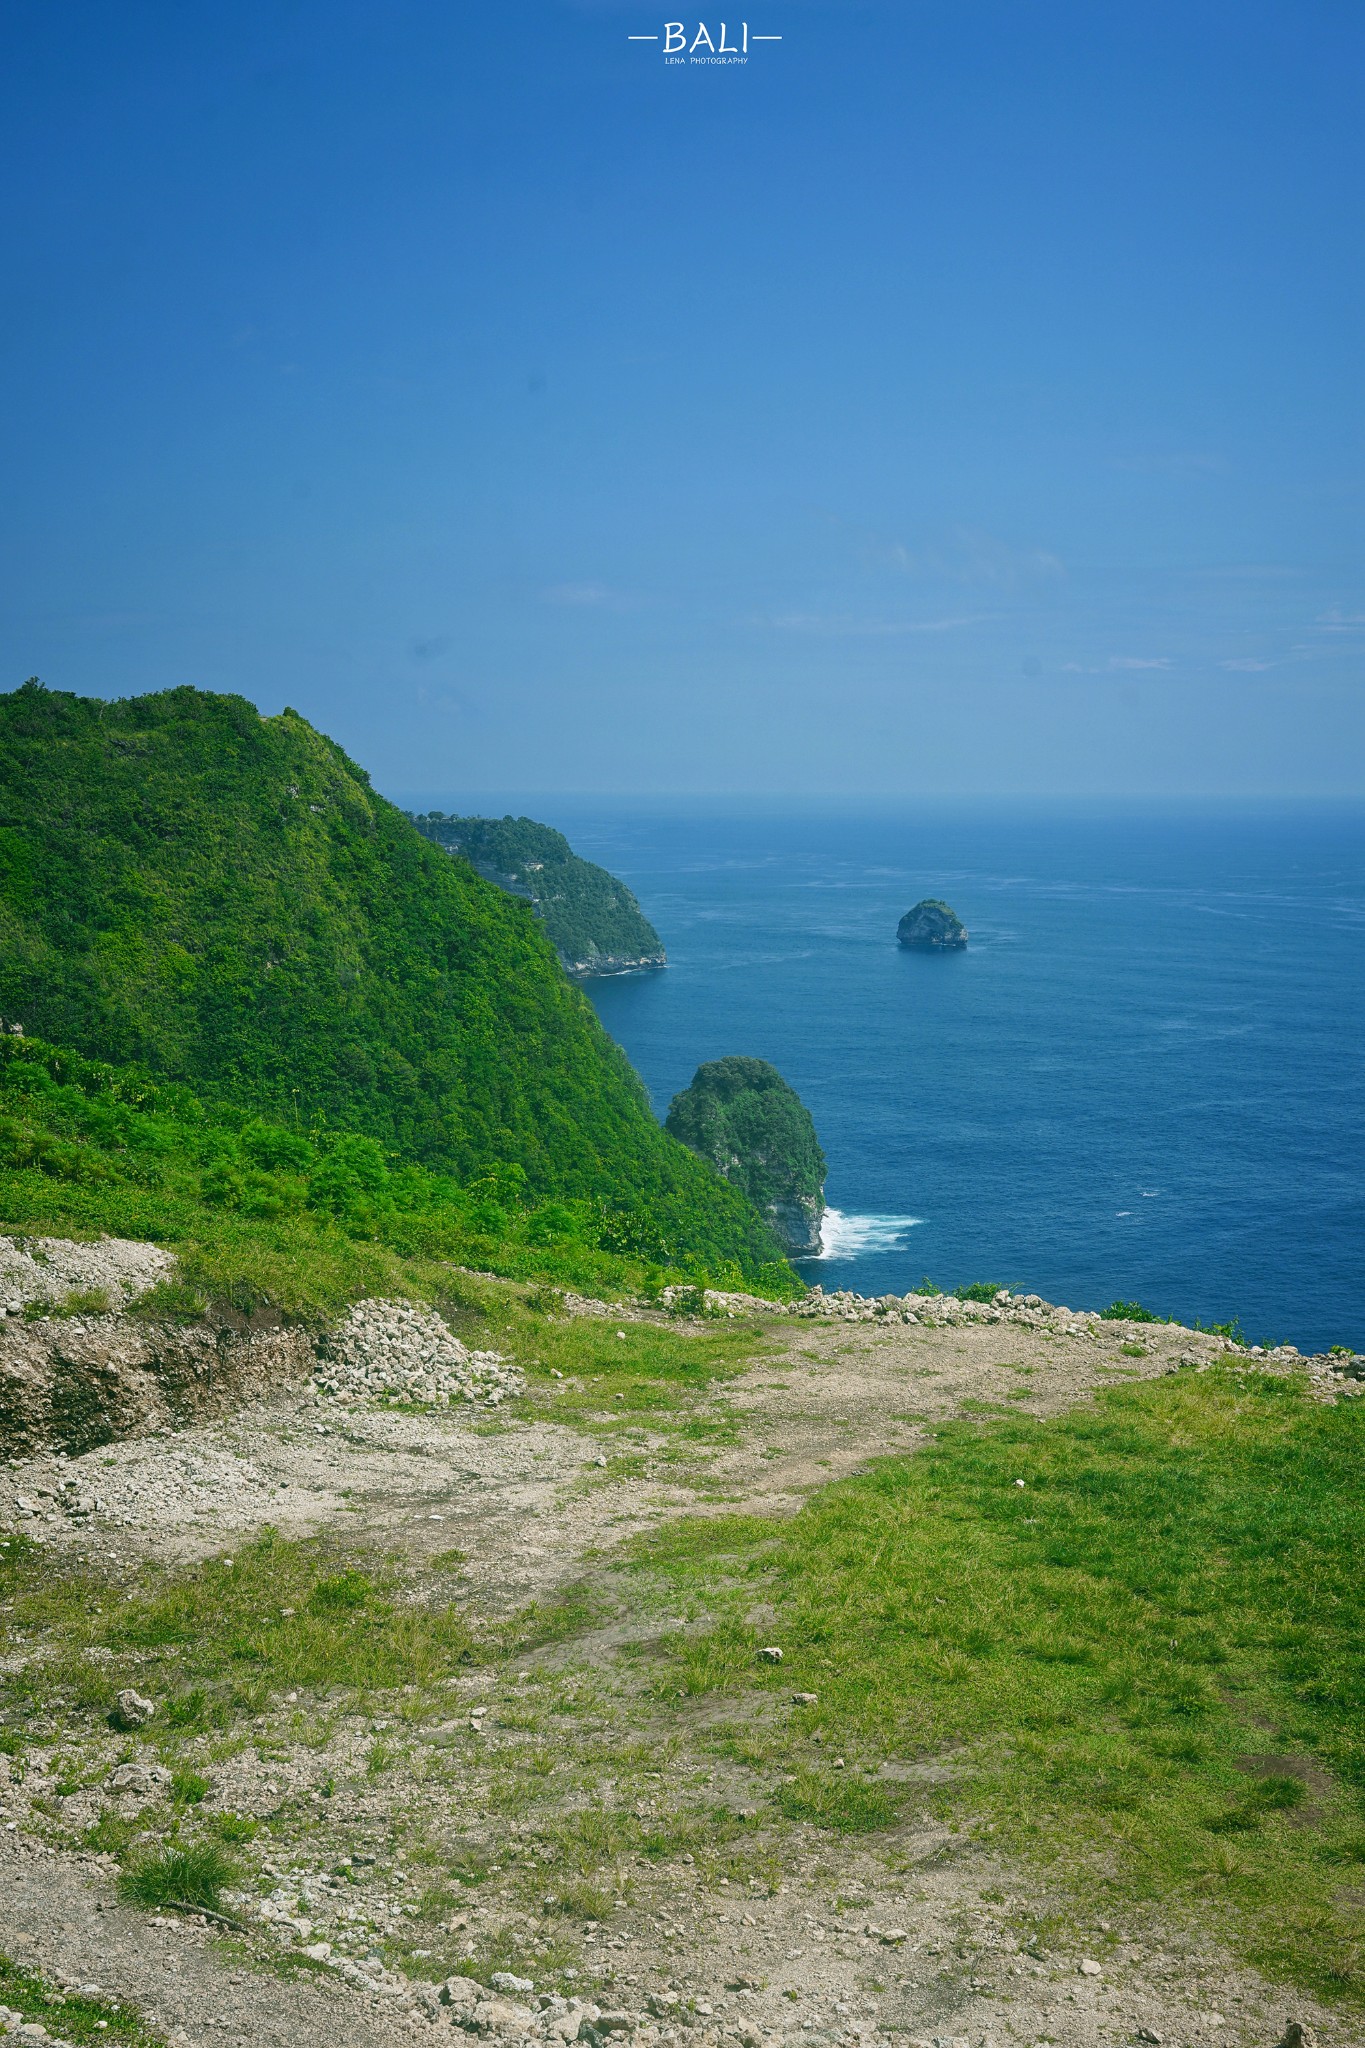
[{"xmin": 2, "ymin": 1, "xmax": 1362, "ymax": 795}]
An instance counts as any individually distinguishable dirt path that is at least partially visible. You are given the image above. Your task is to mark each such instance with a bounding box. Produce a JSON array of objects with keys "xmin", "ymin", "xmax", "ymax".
[{"xmin": 0, "ymin": 1299, "xmax": 1339, "ymax": 2048}]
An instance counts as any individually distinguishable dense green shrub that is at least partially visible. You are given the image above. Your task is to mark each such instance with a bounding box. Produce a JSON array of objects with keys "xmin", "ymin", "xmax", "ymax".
[
  {"xmin": 1101, "ymin": 1299, "xmax": 1162, "ymax": 1323},
  {"xmin": 118, "ymin": 1842, "xmax": 236, "ymax": 1913},
  {"xmin": 0, "ymin": 1034, "xmax": 795, "ymax": 1311}
]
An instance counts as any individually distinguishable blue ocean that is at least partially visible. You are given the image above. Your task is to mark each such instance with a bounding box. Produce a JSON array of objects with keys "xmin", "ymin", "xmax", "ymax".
[{"xmin": 530, "ymin": 801, "xmax": 1365, "ymax": 1356}]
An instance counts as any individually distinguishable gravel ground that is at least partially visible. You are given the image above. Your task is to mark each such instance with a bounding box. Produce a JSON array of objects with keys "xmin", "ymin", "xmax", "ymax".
[
  {"xmin": 0, "ymin": 1257, "xmax": 1344, "ymax": 2048},
  {"xmin": 0, "ymin": 1234, "xmax": 174, "ymax": 1314}
]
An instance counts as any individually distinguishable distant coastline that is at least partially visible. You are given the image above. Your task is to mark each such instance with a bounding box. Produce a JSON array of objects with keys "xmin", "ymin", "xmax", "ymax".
[{"xmin": 409, "ymin": 811, "xmax": 667, "ymax": 979}]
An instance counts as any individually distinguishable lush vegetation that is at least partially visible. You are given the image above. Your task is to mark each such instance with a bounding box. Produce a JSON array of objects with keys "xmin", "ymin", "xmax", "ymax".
[
  {"xmin": 665, "ymin": 1057, "xmax": 825, "ymax": 1250},
  {"xmin": 0, "ymin": 1034, "xmax": 795, "ymax": 1310},
  {"xmin": 634, "ymin": 1362, "xmax": 1365, "ymax": 2003},
  {"xmin": 0, "ymin": 683, "xmax": 781, "ymax": 1279},
  {"xmin": 411, "ymin": 813, "xmax": 664, "ymax": 974}
]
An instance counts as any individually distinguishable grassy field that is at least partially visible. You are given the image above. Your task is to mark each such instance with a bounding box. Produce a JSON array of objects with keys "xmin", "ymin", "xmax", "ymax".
[
  {"xmin": 0, "ymin": 1305, "xmax": 772, "ymax": 1753},
  {"xmin": 5, "ymin": 1317, "xmax": 1361, "ymax": 2014},
  {"xmin": 631, "ymin": 1361, "xmax": 1365, "ymax": 2003}
]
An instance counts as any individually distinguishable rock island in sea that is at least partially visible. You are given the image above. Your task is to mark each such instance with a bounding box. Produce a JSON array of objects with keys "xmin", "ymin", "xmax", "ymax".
[
  {"xmin": 897, "ymin": 898, "xmax": 968, "ymax": 949},
  {"xmin": 665, "ymin": 1056, "xmax": 826, "ymax": 1257}
]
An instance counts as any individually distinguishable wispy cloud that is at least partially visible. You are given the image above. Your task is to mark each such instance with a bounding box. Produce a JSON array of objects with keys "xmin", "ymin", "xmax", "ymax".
[
  {"xmin": 1315, "ymin": 607, "xmax": 1365, "ymax": 631},
  {"xmin": 1220, "ymin": 657, "xmax": 1276, "ymax": 672},
  {"xmin": 1062, "ymin": 655, "xmax": 1173, "ymax": 674},
  {"xmin": 540, "ymin": 582, "xmax": 638, "ymax": 611},
  {"xmin": 1112, "ymin": 451, "xmax": 1227, "ymax": 478},
  {"xmin": 1180, "ymin": 563, "xmax": 1304, "ymax": 583},
  {"xmin": 761, "ymin": 611, "xmax": 981, "ymax": 637},
  {"xmin": 880, "ymin": 525, "xmax": 1064, "ymax": 588}
]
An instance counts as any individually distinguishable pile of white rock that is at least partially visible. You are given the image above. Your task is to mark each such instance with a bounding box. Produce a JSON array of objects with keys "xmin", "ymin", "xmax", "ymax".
[
  {"xmin": 316, "ymin": 1299, "xmax": 522, "ymax": 1408},
  {"xmin": 659, "ymin": 1281, "xmax": 1059, "ymax": 1328}
]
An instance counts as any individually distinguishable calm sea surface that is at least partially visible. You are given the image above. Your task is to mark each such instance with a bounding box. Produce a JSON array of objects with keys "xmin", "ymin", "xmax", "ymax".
[{"xmin": 406, "ymin": 797, "xmax": 1365, "ymax": 1353}]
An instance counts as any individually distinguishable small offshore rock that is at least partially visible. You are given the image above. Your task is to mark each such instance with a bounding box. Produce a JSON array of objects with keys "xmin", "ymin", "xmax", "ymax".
[
  {"xmin": 112, "ymin": 1688, "xmax": 156, "ymax": 1729},
  {"xmin": 897, "ymin": 898, "xmax": 968, "ymax": 950}
]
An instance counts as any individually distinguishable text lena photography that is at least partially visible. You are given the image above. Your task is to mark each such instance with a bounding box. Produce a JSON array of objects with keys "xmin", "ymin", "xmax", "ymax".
[{"xmin": 0, "ymin": 9, "xmax": 1360, "ymax": 2048}]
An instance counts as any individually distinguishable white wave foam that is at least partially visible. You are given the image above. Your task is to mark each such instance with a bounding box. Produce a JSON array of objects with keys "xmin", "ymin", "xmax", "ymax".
[{"xmin": 815, "ymin": 1209, "xmax": 925, "ymax": 1259}]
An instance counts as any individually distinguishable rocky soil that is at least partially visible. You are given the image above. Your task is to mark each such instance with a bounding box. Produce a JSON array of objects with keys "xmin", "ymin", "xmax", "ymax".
[
  {"xmin": 0, "ymin": 1244, "xmax": 1351, "ymax": 2048},
  {"xmin": 0, "ymin": 1234, "xmax": 175, "ymax": 1312},
  {"xmin": 0, "ymin": 1236, "xmax": 527, "ymax": 1461}
]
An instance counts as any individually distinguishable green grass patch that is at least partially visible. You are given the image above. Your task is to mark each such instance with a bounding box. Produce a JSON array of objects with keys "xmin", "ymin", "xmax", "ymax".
[
  {"xmin": 492, "ymin": 1308, "xmax": 771, "ymax": 1460},
  {"xmin": 118, "ymin": 1841, "xmax": 237, "ymax": 1914},
  {"xmin": 0, "ymin": 1528, "xmax": 480, "ymax": 1737},
  {"xmin": 23, "ymin": 1284, "xmax": 111, "ymax": 1321},
  {"xmin": 774, "ymin": 1770, "xmax": 900, "ymax": 1831},
  {"xmin": 632, "ymin": 1364, "xmax": 1365, "ymax": 2004},
  {"xmin": 0, "ymin": 1954, "xmax": 165, "ymax": 2046}
]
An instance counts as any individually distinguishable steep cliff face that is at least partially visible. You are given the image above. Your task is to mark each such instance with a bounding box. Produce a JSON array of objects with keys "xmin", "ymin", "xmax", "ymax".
[
  {"xmin": 410, "ymin": 814, "xmax": 666, "ymax": 977},
  {"xmin": 665, "ymin": 1057, "xmax": 826, "ymax": 1257},
  {"xmin": 897, "ymin": 899, "xmax": 968, "ymax": 948}
]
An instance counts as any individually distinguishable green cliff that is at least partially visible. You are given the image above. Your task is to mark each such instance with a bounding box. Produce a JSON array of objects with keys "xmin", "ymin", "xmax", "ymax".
[
  {"xmin": 665, "ymin": 1056, "xmax": 826, "ymax": 1257},
  {"xmin": 0, "ymin": 682, "xmax": 783, "ymax": 1281},
  {"xmin": 411, "ymin": 814, "xmax": 665, "ymax": 977}
]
